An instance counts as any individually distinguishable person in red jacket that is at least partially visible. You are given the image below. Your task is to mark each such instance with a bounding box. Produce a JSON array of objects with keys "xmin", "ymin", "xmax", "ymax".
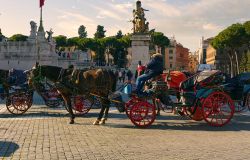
[{"xmin": 135, "ymin": 61, "xmax": 146, "ymax": 79}]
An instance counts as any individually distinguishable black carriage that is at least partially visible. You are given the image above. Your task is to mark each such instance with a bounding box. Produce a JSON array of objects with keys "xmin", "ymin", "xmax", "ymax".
[{"xmin": 0, "ymin": 69, "xmax": 33, "ymax": 115}]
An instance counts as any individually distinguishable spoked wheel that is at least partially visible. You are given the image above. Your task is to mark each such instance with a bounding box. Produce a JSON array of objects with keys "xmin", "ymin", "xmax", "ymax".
[
  {"xmin": 129, "ymin": 101, "xmax": 156, "ymax": 128},
  {"xmin": 202, "ymin": 91, "xmax": 235, "ymax": 127},
  {"xmin": 72, "ymin": 96, "xmax": 93, "ymax": 115},
  {"xmin": 125, "ymin": 98, "xmax": 137, "ymax": 118},
  {"xmin": 6, "ymin": 93, "xmax": 31, "ymax": 115},
  {"xmin": 44, "ymin": 89, "xmax": 61, "ymax": 108}
]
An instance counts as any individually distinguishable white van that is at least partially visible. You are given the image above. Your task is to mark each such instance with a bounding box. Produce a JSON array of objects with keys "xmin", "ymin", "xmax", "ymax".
[{"xmin": 197, "ymin": 64, "xmax": 214, "ymax": 72}]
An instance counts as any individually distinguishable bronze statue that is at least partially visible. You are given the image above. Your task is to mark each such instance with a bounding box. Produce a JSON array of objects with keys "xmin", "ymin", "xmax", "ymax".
[{"xmin": 131, "ymin": 1, "xmax": 149, "ymax": 34}]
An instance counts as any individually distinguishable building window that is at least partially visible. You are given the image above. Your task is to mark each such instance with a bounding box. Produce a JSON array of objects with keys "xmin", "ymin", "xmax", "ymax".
[
  {"xmin": 170, "ymin": 64, "xmax": 172, "ymax": 68},
  {"xmin": 169, "ymin": 50, "xmax": 173, "ymax": 54},
  {"xmin": 169, "ymin": 56, "xmax": 173, "ymax": 60}
]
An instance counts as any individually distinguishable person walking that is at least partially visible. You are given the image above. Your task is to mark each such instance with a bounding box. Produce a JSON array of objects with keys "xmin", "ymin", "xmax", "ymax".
[
  {"xmin": 118, "ymin": 70, "xmax": 123, "ymax": 83},
  {"xmin": 122, "ymin": 70, "xmax": 126, "ymax": 83},
  {"xmin": 126, "ymin": 69, "xmax": 133, "ymax": 83}
]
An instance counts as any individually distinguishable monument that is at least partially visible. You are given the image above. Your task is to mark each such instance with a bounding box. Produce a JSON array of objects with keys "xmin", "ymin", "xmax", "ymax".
[
  {"xmin": 0, "ymin": 20, "xmax": 57, "ymax": 70},
  {"xmin": 130, "ymin": 0, "xmax": 151, "ymax": 71}
]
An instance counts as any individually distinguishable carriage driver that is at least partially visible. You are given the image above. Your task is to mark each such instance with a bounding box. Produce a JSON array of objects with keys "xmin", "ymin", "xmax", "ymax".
[{"xmin": 136, "ymin": 53, "xmax": 163, "ymax": 96}]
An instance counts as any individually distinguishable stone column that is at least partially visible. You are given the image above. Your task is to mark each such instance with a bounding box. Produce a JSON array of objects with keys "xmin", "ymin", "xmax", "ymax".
[{"xmin": 130, "ymin": 34, "xmax": 151, "ymax": 72}]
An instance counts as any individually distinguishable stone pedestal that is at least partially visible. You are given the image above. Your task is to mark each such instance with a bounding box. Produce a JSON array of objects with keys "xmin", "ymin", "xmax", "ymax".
[{"xmin": 130, "ymin": 34, "xmax": 151, "ymax": 72}]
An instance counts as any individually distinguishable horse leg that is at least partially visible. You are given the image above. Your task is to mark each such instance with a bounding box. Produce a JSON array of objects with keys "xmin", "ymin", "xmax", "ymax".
[
  {"xmin": 62, "ymin": 94, "xmax": 75, "ymax": 124},
  {"xmin": 93, "ymin": 98, "xmax": 106, "ymax": 125},
  {"xmin": 99, "ymin": 99, "xmax": 110, "ymax": 125},
  {"xmin": 154, "ymin": 99, "xmax": 160, "ymax": 116}
]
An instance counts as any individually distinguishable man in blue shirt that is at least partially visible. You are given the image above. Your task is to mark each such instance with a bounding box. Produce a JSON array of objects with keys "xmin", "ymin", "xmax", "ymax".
[{"xmin": 136, "ymin": 53, "xmax": 163, "ymax": 96}]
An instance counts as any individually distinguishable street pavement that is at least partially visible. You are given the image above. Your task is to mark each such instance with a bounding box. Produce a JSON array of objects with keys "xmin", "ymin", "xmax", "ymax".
[{"xmin": 0, "ymin": 94, "xmax": 250, "ymax": 160}]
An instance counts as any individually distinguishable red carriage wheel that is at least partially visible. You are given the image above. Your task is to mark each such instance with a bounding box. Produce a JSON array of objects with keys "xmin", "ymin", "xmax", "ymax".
[
  {"xmin": 125, "ymin": 98, "xmax": 137, "ymax": 118},
  {"xmin": 129, "ymin": 101, "xmax": 156, "ymax": 128},
  {"xmin": 6, "ymin": 93, "xmax": 31, "ymax": 115},
  {"xmin": 72, "ymin": 96, "xmax": 93, "ymax": 115},
  {"xmin": 202, "ymin": 91, "xmax": 235, "ymax": 127}
]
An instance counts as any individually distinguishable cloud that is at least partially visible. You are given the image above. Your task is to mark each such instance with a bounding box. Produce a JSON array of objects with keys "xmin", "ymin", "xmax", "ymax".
[
  {"xmin": 93, "ymin": 6, "xmax": 123, "ymax": 20},
  {"xmin": 202, "ymin": 23, "xmax": 221, "ymax": 31},
  {"xmin": 55, "ymin": 10, "xmax": 97, "ymax": 37}
]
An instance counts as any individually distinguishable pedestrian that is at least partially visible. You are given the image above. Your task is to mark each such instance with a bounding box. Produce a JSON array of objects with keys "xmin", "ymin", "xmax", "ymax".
[
  {"xmin": 126, "ymin": 69, "xmax": 133, "ymax": 82},
  {"xmin": 135, "ymin": 60, "xmax": 146, "ymax": 79},
  {"xmin": 114, "ymin": 70, "xmax": 119, "ymax": 80},
  {"xmin": 122, "ymin": 70, "xmax": 126, "ymax": 83},
  {"xmin": 118, "ymin": 70, "xmax": 123, "ymax": 83}
]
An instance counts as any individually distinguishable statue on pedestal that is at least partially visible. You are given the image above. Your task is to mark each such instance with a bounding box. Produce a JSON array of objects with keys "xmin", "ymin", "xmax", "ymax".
[
  {"xmin": 131, "ymin": 1, "xmax": 149, "ymax": 34},
  {"xmin": 46, "ymin": 28, "xmax": 53, "ymax": 42},
  {"xmin": 28, "ymin": 21, "xmax": 37, "ymax": 40}
]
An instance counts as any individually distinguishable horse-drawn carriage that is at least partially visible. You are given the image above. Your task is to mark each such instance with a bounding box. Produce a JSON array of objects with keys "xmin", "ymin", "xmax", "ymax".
[
  {"xmin": 27, "ymin": 64, "xmax": 248, "ymax": 128},
  {"xmin": 125, "ymin": 70, "xmax": 237, "ymax": 127},
  {"xmin": 0, "ymin": 69, "xmax": 33, "ymax": 115}
]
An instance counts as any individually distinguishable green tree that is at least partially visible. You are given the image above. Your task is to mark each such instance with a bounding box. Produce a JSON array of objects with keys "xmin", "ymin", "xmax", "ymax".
[
  {"xmin": 244, "ymin": 21, "xmax": 250, "ymax": 48},
  {"xmin": 151, "ymin": 32, "xmax": 170, "ymax": 66},
  {"xmin": 67, "ymin": 37, "xmax": 80, "ymax": 47},
  {"xmin": 211, "ymin": 23, "xmax": 246, "ymax": 76},
  {"xmin": 116, "ymin": 30, "xmax": 123, "ymax": 39},
  {"xmin": 94, "ymin": 25, "xmax": 106, "ymax": 39},
  {"xmin": 54, "ymin": 35, "xmax": 67, "ymax": 49},
  {"xmin": 8, "ymin": 34, "xmax": 28, "ymax": 41},
  {"xmin": 78, "ymin": 25, "xmax": 87, "ymax": 38}
]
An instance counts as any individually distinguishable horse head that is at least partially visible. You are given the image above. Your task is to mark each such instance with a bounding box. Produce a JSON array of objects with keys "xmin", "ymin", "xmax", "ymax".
[{"xmin": 27, "ymin": 63, "xmax": 44, "ymax": 91}]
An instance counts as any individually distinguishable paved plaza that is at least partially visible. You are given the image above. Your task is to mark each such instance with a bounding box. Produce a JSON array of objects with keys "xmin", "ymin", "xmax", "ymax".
[{"xmin": 0, "ymin": 97, "xmax": 250, "ymax": 160}]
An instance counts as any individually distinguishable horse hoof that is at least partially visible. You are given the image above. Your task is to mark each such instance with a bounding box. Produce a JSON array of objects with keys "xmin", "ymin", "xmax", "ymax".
[
  {"xmin": 99, "ymin": 119, "xmax": 106, "ymax": 125},
  {"xmin": 93, "ymin": 120, "xmax": 100, "ymax": 125},
  {"xmin": 69, "ymin": 119, "xmax": 74, "ymax": 124}
]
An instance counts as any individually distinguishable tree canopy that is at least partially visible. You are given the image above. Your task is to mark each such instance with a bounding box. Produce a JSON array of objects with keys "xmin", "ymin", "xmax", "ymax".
[
  {"xmin": 94, "ymin": 25, "xmax": 106, "ymax": 39},
  {"xmin": 78, "ymin": 25, "xmax": 87, "ymax": 38},
  {"xmin": 8, "ymin": 34, "xmax": 28, "ymax": 41},
  {"xmin": 152, "ymin": 32, "xmax": 170, "ymax": 47},
  {"xmin": 116, "ymin": 30, "xmax": 123, "ymax": 39},
  {"xmin": 53, "ymin": 35, "xmax": 67, "ymax": 49}
]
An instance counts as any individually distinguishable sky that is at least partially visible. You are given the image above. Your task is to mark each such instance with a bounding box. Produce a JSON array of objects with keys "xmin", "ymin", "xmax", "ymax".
[{"xmin": 0, "ymin": 0, "xmax": 250, "ymax": 52}]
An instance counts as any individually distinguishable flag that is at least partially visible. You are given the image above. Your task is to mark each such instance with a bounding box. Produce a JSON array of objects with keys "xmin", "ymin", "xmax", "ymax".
[{"xmin": 40, "ymin": 0, "xmax": 45, "ymax": 8}]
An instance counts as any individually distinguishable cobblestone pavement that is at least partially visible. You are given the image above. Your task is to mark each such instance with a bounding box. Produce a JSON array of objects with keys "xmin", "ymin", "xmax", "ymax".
[{"xmin": 0, "ymin": 100, "xmax": 250, "ymax": 160}]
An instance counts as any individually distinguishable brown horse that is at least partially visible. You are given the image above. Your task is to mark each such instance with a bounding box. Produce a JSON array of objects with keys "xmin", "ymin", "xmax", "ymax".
[{"xmin": 28, "ymin": 64, "xmax": 117, "ymax": 125}]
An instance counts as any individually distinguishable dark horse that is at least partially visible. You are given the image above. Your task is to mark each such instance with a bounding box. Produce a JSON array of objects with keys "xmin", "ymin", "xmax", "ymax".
[{"xmin": 28, "ymin": 64, "xmax": 117, "ymax": 125}]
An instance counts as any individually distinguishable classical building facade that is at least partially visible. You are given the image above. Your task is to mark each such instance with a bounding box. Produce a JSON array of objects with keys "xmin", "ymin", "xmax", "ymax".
[
  {"xmin": 206, "ymin": 44, "xmax": 230, "ymax": 73},
  {"xmin": 197, "ymin": 37, "xmax": 213, "ymax": 64},
  {"xmin": 164, "ymin": 37, "xmax": 189, "ymax": 70},
  {"xmin": 0, "ymin": 21, "xmax": 91, "ymax": 70}
]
